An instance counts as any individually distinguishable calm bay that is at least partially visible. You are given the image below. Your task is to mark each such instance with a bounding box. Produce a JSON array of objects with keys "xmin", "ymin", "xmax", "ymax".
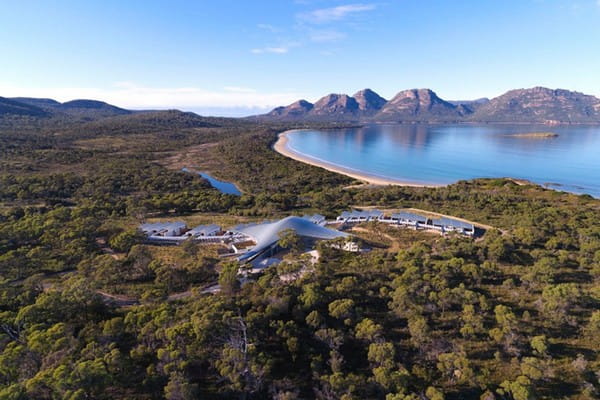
[{"xmin": 284, "ymin": 124, "xmax": 600, "ymax": 197}]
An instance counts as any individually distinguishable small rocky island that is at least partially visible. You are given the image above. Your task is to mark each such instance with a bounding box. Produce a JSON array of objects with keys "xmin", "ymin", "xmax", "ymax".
[{"xmin": 505, "ymin": 132, "xmax": 559, "ymax": 138}]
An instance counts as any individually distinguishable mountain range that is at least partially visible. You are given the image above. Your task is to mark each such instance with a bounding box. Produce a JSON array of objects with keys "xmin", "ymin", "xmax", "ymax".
[
  {"xmin": 258, "ymin": 87, "xmax": 600, "ymax": 124},
  {"xmin": 3, "ymin": 86, "xmax": 600, "ymax": 125}
]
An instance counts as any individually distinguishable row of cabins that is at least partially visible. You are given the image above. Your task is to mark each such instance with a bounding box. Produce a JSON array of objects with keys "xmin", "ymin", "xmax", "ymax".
[
  {"xmin": 336, "ymin": 209, "xmax": 475, "ymax": 236},
  {"xmin": 139, "ymin": 222, "xmax": 232, "ymax": 244}
]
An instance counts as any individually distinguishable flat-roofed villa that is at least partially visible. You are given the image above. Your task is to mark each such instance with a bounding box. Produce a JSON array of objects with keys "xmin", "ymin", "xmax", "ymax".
[
  {"xmin": 389, "ymin": 212, "xmax": 428, "ymax": 226},
  {"xmin": 140, "ymin": 221, "xmax": 187, "ymax": 237},
  {"xmin": 336, "ymin": 209, "xmax": 384, "ymax": 223},
  {"xmin": 185, "ymin": 224, "xmax": 220, "ymax": 237},
  {"xmin": 431, "ymin": 217, "xmax": 475, "ymax": 235}
]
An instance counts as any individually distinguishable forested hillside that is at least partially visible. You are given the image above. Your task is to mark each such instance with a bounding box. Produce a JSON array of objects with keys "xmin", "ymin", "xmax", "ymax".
[{"xmin": 0, "ymin": 115, "xmax": 599, "ymax": 399}]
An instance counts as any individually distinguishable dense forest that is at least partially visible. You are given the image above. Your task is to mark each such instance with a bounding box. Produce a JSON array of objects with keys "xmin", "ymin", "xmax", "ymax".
[{"xmin": 0, "ymin": 113, "xmax": 599, "ymax": 399}]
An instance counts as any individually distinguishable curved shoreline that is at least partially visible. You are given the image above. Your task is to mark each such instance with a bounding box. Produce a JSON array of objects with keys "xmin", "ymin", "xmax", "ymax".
[{"xmin": 273, "ymin": 130, "xmax": 442, "ymax": 188}]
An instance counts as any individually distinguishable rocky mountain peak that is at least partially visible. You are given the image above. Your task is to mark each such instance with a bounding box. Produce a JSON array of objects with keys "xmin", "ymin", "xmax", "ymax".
[
  {"xmin": 379, "ymin": 88, "xmax": 461, "ymax": 119},
  {"xmin": 471, "ymin": 87, "xmax": 600, "ymax": 123},
  {"xmin": 352, "ymin": 89, "xmax": 387, "ymax": 111},
  {"xmin": 267, "ymin": 99, "xmax": 314, "ymax": 117},
  {"xmin": 311, "ymin": 94, "xmax": 359, "ymax": 115}
]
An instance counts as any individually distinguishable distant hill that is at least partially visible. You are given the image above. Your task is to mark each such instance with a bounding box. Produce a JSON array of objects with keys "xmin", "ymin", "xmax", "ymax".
[
  {"xmin": 0, "ymin": 97, "xmax": 49, "ymax": 117},
  {"xmin": 11, "ymin": 97, "xmax": 131, "ymax": 120},
  {"xmin": 62, "ymin": 110, "xmax": 221, "ymax": 138},
  {"xmin": 448, "ymin": 98, "xmax": 490, "ymax": 107},
  {"xmin": 448, "ymin": 98, "xmax": 490, "ymax": 113},
  {"xmin": 59, "ymin": 99, "xmax": 131, "ymax": 118},
  {"xmin": 9, "ymin": 97, "xmax": 62, "ymax": 109},
  {"xmin": 257, "ymin": 87, "xmax": 600, "ymax": 124}
]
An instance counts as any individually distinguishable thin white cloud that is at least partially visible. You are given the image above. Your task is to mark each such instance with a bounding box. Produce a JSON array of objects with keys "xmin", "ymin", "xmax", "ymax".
[
  {"xmin": 0, "ymin": 82, "xmax": 305, "ymax": 111},
  {"xmin": 257, "ymin": 23, "xmax": 281, "ymax": 33},
  {"xmin": 309, "ymin": 29, "xmax": 347, "ymax": 42},
  {"xmin": 223, "ymin": 86, "xmax": 257, "ymax": 93},
  {"xmin": 251, "ymin": 46, "xmax": 289, "ymax": 54},
  {"xmin": 251, "ymin": 4, "xmax": 375, "ymax": 54},
  {"xmin": 299, "ymin": 3, "xmax": 376, "ymax": 24}
]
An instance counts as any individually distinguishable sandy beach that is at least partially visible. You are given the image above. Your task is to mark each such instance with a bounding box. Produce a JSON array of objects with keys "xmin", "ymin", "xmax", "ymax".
[{"xmin": 273, "ymin": 131, "xmax": 440, "ymax": 188}]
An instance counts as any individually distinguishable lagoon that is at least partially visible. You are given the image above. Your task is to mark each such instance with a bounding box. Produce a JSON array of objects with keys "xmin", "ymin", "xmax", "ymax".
[
  {"xmin": 198, "ymin": 172, "xmax": 242, "ymax": 196},
  {"xmin": 283, "ymin": 125, "xmax": 600, "ymax": 197},
  {"xmin": 182, "ymin": 168, "xmax": 242, "ymax": 196}
]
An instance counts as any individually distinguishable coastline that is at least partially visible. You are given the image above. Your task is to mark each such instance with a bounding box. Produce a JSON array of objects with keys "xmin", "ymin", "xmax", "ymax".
[{"xmin": 273, "ymin": 130, "xmax": 441, "ymax": 188}]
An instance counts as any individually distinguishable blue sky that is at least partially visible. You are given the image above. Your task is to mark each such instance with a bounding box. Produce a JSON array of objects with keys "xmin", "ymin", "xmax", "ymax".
[{"xmin": 1, "ymin": 0, "xmax": 600, "ymax": 116}]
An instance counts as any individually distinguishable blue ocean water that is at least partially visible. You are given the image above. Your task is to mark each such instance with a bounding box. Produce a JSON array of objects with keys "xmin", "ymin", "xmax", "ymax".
[{"xmin": 285, "ymin": 125, "xmax": 600, "ymax": 197}]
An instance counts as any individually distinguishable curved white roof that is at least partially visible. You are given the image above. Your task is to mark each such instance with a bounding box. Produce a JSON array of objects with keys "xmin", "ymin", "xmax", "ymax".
[{"xmin": 235, "ymin": 216, "xmax": 347, "ymax": 261}]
